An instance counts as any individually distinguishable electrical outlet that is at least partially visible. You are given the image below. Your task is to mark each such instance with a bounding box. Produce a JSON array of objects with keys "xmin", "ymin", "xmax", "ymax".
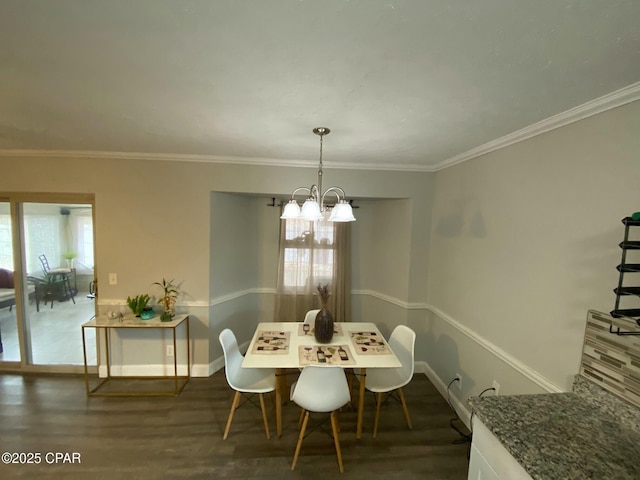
[
  {"xmin": 108, "ymin": 273, "xmax": 117, "ymax": 285},
  {"xmin": 166, "ymin": 345, "xmax": 174, "ymax": 357},
  {"xmin": 455, "ymin": 373, "xmax": 462, "ymax": 390},
  {"xmin": 492, "ymin": 379, "xmax": 500, "ymax": 395}
]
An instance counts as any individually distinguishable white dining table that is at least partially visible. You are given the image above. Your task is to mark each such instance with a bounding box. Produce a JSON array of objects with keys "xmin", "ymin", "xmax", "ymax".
[{"xmin": 242, "ymin": 321, "xmax": 401, "ymax": 439}]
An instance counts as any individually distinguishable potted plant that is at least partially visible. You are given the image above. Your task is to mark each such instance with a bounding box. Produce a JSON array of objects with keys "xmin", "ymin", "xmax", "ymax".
[
  {"xmin": 153, "ymin": 278, "xmax": 179, "ymax": 322},
  {"xmin": 127, "ymin": 294, "xmax": 152, "ymax": 318},
  {"xmin": 63, "ymin": 252, "xmax": 77, "ymax": 269}
]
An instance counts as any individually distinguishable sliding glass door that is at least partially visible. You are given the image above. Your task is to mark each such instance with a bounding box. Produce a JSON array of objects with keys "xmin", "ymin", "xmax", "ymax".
[
  {"xmin": 0, "ymin": 194, "xmax": 96, "ymax": 372},
  {"xmin": 0, "ymin": 200, "xmax": 20, "ymax": 363}
]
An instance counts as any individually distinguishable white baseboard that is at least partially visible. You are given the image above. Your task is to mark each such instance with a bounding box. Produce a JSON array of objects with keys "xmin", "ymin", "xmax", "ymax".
[
  {"xmin": 204, "ymin": 340, "xmax": 249, "ymax": 376},
  {"xmin": 97, "ymin": 340, "xmax": 249, "ymax": 378},
  {"xmin": 99, "ymin": 363, "xmax": 209, "ymax": 378},
  {"xmin": 98, "ymin": 362, "xmax": 221, "ymax": 378},
  {"xmin": 417, "ymin": 360, "xmax": 472, "ymax": 429},
  {"xmin": 99, "ymin": 364, "xmax": 185, "ymax": 377}
]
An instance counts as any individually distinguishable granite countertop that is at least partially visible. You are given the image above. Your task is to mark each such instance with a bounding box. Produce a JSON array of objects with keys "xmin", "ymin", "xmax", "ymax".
[{"xmin": 469, "ymin": 376, "xmax": 640, "ymax": 480}]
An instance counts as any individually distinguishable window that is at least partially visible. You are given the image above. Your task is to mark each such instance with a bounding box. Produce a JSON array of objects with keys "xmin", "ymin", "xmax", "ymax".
[
  {"xmin": 0, "ymin": 214, "xmax": 12, "ymax": 270},
  {"xmin": 24, "ymin": 215, "xmax": 61, "ymax": 274},
  {"xmin": 75, "ymin": 216, "xmax": 94, "ymax": 269},
  {"xmin": 282, "ymin": 218, "xmax": 336, "ymax": 292},
  {"xmin": 20, "ymin": 204, "xmax": 94, "ymax": 275},
  {"xmin": 275, "ymin": 212, "xmax": 351, "ymax": 323}
]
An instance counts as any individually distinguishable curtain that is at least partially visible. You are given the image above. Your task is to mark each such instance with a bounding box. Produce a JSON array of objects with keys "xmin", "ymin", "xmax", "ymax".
[{"xmin": 274, "ymin": 214, "xmax": 351, "ymax": 322}]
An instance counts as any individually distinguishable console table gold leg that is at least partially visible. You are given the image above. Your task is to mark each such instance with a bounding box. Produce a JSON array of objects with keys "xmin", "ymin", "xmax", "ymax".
[
  {"xmin": 186, "ymin": 318, "xmax": 191, "ymax": 378},
  {"xmin": 82, "ymin": 326, "xmax": 90, "ymax": 395},
  {"xmin": 104, "ymin": 327, "xmax": 111, "ymax": 378},
  {"xmin": 173, "ymin": 329, "xmax": 179, "ymax": 395}
]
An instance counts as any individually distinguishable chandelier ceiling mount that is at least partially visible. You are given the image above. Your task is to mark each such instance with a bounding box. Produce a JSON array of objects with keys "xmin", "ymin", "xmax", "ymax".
[{"xmin": 280, "ymin": 127, "xmax": 356, "ymax": 222}]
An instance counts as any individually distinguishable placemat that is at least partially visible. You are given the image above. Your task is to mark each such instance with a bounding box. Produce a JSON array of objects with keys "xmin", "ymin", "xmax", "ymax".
[
  {"xmin": 298, "ymin": 345, "xmax": 355, "ymax": 365},
  {"xmin": 349, "ymin": 331, "xmax": 391, "ymax": 355},
  {"xmin": 251, "ymin": 330, "xmax": 290, "ymax": 354}
]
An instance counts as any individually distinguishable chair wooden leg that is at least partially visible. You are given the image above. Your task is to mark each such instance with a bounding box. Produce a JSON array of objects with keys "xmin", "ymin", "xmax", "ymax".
[
  {"xmin": 398, "ymin": 387, "xmax": 412, "ymax": 430},
  {"xmin": 373, "ymin": 391, "xmax": 383, "ymax": 438},
  {"xmin": 259, "ymin": 393, "xmax": 271, "ymax": 440},
  {"xmin": 330, "ymin": 410, "xmax": 344, "ymax": 473},
  {"xmin": 291, "ymin": 411, "xmax": 310, "ymax": 470},
  {"xmin": 297, "ymin": 408, "xmax": 306, "ymax": 431},
  {"xmin": 223, "ymin": 390, "xmax": 241, "ymax": 440}
]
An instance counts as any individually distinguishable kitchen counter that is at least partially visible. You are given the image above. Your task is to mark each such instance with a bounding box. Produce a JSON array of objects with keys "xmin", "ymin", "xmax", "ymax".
[{"xmin": 469, "ymin": 376, "xmax": 640, "ymax": 480}]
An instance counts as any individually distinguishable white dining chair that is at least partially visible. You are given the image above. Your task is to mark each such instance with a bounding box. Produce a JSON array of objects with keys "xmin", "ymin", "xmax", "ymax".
[
  {"xmin": 290, "ymin": 366, "xmax": 351, "ymax": 472},
  {"xmin": 219, "ymin": 328, "xmax": 276, "ymax": 440},
  {"xmin": 364, "ymin": 325, "xmax": 416, "ymax": 438},
  {"xmin": 302, "ymin": 309, "xmax": 320, "ymax": 325},
  {"xmin": 296, "ymin": 309, "xmax": 321, "ymax": 374},
  {"xmin": 297, "ymin": 309, "xmax": 355, "ymax": 401}
]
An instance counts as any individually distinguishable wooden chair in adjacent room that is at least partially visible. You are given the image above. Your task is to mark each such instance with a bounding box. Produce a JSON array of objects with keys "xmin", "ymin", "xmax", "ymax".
[{"xmin": 38, "ymin": 253, "xmax": 76, "ymax": 307}]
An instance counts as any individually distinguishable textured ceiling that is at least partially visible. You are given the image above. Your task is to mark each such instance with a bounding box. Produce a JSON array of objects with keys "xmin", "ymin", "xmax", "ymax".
[{"xmin": 0, "ymin": 0, "xmax": 639, "ymax": 171}]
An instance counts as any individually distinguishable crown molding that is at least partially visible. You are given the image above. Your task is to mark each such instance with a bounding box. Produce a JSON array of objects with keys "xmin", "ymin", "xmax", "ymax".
[
  {"xmin": 0, "ymin": 149, "xmax": 317, "ymax": 168},
  {"xmin": 0, "ymin": 148, "xmax": 435, "ymax": 172},
  {"xmin": 434, "ymin": 81, "xmax": 640, "ymax": 171},
  {"xmin": 2, "ymin": 83, "xmax": 637, "ymax": 173}
]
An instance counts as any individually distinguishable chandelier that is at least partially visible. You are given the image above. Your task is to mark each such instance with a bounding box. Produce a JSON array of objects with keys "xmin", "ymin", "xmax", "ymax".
[{"xmin": 280, "ymin": 127, "xmax": 356, "ymax": 222}]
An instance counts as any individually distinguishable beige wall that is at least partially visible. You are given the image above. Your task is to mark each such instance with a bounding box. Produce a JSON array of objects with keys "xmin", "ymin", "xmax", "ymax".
[
  {"xmin": 427, "ymin": 100, "xmax": 640, "ymax": 406},
  {"xmin": 2, "ymin": 99, "xmax": 636, "ymax": 397},
  {"xmin": 352, "ymin": 198, "xmax": 413, "ymax": 300},
  {"xmin": 0, "ymin": 158, "xmax": 432, "ymax": 374},
  {"xmin": 210, "ymin": 193, "xmax": 260, "ymax": 299}
]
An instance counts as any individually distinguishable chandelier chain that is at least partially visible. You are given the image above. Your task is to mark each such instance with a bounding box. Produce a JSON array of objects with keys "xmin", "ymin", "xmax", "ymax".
[
  {"xmin": 317, "ymin": 132, "xmax": 324, "ymax": 194},
  {"xmin": 280, "ymin": 126, "xmax": 355, "ymax": 222}
]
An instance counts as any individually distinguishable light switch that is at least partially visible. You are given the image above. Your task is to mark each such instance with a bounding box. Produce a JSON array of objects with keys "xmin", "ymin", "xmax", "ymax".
[{"xmin": 108, "ymin": 273, "xmax": 117, "ymax": 285}]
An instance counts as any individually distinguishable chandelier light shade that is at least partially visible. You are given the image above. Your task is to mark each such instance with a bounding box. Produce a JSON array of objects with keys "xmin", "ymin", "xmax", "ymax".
[
  {"xmin": 280, "ymin": 127, "xmax": 356, "ymax": 222},
  {"xmin": 328, "ymin": 200, "xmax": 356, "ymax": 222}
]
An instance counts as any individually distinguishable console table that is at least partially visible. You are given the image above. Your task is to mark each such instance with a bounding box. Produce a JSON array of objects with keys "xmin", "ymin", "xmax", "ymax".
[{"xmin": 81, "ymin": 313, "xmax": 190, "ymax": 397}]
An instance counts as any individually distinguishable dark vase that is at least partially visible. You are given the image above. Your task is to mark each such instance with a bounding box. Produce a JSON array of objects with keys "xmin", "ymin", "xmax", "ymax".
[{"xmin": 314, "ymin": 308, "xmax": 334, "ymax": 343}]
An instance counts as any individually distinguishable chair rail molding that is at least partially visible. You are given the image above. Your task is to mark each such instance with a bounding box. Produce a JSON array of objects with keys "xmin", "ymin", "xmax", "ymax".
[
  {"xmin": 426, "ymin": 304, "xmax": 562, "ymax": 394},
  {"xmin": 351, "ymin": 290, "xmax": 562, "ymax": 395},
  {"xmin": 351, "ymin": 289, "xmax": 429, "ymax": 310},
  {"xmin": 97, "ymin": 298, "xmax": 209, "ymax": 308},
  {"xmin": 110, "ymin": 288, "xmax": 562, "ymax": 392},
  {"xmin": 211, "ymin": 288, "xmax": 275, "ymax": 306}
]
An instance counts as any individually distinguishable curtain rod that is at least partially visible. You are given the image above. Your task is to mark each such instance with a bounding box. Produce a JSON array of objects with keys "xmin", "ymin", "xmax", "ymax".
[{"xmin": 266, "ymin": 197, "xmax": 359, "ymax": 209}]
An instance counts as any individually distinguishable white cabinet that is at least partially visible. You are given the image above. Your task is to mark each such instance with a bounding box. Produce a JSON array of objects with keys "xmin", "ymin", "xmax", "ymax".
[
  {"xmin": 468, "ymin": 444, "xmax": 500, "ymax": 480},
  {"xmin": 468, "ymin": 418, "xmax": 533, "ymax": 480}
]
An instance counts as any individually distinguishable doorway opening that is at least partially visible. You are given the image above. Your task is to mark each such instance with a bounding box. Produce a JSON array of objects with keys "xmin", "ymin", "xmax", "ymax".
[{"xmin": 0, "ymin": 195, "xmax": 96, "ymax": 372}]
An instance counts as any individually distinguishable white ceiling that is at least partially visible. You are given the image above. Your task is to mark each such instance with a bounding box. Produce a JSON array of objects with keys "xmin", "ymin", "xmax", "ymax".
[{"xmin": 0, "ymin": 0, "xmax": 639, "ymax": 171}]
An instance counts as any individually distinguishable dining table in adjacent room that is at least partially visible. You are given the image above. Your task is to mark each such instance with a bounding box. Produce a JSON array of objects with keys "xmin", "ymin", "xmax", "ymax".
[{"xmin": 241, "ymin": 321, "xmax": 401, "ymax": 439}]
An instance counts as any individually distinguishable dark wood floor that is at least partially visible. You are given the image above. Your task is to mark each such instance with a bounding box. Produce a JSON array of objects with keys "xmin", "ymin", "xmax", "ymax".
[{"xmin": 0, "ymin": 371, "xmax": 470, "ymax": 479}]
